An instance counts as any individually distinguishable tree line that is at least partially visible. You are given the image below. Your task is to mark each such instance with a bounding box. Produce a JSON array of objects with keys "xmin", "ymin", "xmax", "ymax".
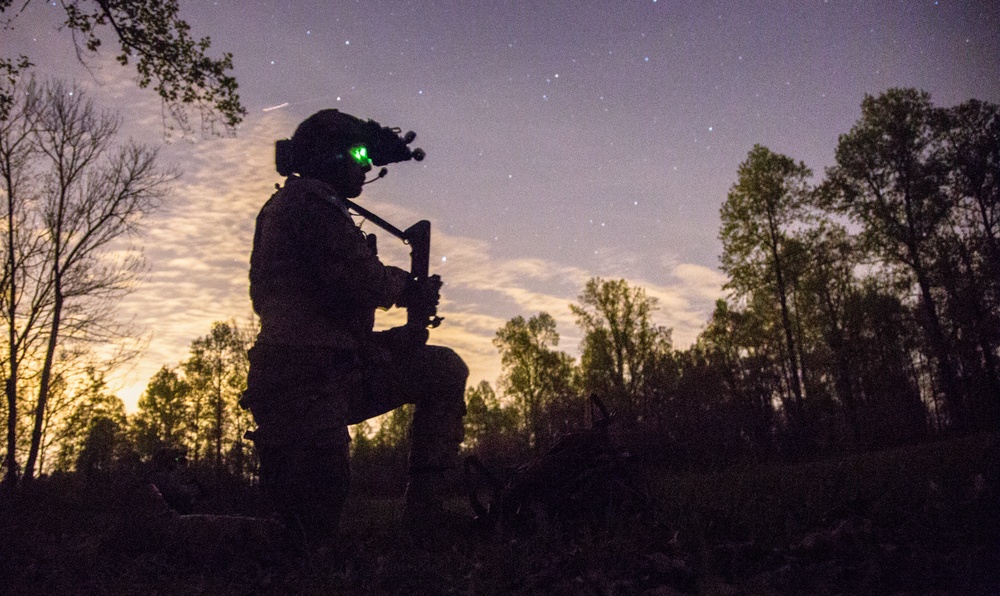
[
  {"xmin": 459, "ymin": 88, "xmax": 999, "ymax": 470},
  {"xmin": 0, "ymin": 316, "xmax": 255, "ymax": 485},
  {"xmin": 3, "ymin": 86, "xmax": 997, "ymax": 489}
]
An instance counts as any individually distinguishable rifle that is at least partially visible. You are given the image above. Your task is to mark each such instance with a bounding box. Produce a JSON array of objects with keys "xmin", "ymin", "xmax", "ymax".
[
  {"xmin": 340, "ymin": 197, "xmax": 443, "ymax": 333},
  {"xmin": 274, "ymin": 110, "xmax": 439, "ymax": 332}
]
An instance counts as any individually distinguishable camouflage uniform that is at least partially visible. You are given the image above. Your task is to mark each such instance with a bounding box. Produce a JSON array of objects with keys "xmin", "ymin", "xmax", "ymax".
[{"xmin": 242, "ymin": 176, "xmax": 467, "ymax": 536}]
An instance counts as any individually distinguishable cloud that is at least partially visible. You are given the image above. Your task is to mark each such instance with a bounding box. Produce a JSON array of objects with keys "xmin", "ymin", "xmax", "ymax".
[
  {"xmin": 112, "ymin": 117, "xmax": 289, "ymax": 406},
  {"xmin": 435, "ymin": 234, "xmax": 725, "ymax": 349}
]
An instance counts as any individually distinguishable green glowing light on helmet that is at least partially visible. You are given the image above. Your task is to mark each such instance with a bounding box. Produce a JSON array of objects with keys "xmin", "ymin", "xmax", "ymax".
[{"xmin": 349, "ymin": 144, "xmax": 372, "ymax": 166}]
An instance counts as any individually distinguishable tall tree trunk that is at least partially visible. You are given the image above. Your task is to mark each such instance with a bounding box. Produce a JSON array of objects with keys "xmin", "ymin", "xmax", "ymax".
[
  {"xmin": 768, "ymin": 219, "xmax": 806, "ymax": 439},
  {"xmin": 214, "ymin": 378, "xmax": 223, "ymax": 474},
  {"xmin": 913, "ymin": 266, "xmax": 965, "ymax": 430},
  {"xmin": 3, "ymin": 168, "xmax": 20, "ymax": 491},
  {"xmin": 3, "ymin": 376, "xmax": 16, "ymax": 492},
  {"xmin": 898, "ymin": 172, "xmax": 965, "ymax": 430},
  {"xmin": 3, "ymin": 292, "xmax": 17, "ymax": 490},
  {"xmin": 775, "ymin": 268, "xmax": 804, "ymax": 409},
  {"xmin": 25, "ymin": 176, "xmax": 66, "ymax": 480},
  {"xmin": 828, "ymin": 321, "xmax": 861, "ymax": 446},
  {"xmin": 23, "ymin": 291, "xmax": 61, "ymax": 480}
]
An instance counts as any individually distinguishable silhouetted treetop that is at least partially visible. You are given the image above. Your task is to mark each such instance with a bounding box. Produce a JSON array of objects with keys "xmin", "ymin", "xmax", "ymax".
[{"xmin": 1, "ymin": 0, "xmax": 245, "ymax": 133}]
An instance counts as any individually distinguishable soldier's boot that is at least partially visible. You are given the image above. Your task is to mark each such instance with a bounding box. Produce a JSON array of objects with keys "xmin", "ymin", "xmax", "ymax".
[
  {"xmin": 258, "ymin": 441, "xmax": 350, "ymax": 547},
  {"xmin": 403, "ymin": 399, "xmax": 468, "ymax": 533},
  {"xmin": 404, "ymin": 466, "xmax": 447, "ymax": 514},
  {"xmin": 403, "ymin": 467, "xmax": 473, "ymax": 544}
]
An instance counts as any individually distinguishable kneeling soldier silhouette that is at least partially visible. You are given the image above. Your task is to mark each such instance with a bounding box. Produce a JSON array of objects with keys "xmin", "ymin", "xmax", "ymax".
[{"xmin": 241, "ymin": 110, "xmax": 468, "ymax": 542}]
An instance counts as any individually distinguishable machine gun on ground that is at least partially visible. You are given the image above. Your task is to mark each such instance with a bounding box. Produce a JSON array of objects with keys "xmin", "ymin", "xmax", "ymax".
[{"xmin": 464, "ymin": 395, "xmax": 651, "ymax": 535}]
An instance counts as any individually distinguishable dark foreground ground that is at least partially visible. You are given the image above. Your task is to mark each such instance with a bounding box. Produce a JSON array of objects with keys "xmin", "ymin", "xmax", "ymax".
[{"xmin": 1, "ymin": 433, "xmax": 997, "ymax": 595}]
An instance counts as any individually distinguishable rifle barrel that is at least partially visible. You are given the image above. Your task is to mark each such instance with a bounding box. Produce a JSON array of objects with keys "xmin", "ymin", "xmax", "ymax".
[{"xmin": 340, "ymin": 197, "xmax": 407, "ymax": 241}]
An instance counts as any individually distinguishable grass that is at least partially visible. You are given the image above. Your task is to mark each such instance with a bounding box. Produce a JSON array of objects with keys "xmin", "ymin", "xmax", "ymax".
[{"xmin": 1, "ymin": 433, "xmax": 997, "ymax": 595}]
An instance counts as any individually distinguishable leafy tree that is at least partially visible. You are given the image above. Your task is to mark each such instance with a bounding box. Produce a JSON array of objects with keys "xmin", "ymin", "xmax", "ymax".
[
  {"xmin": 374, "ymin": 403, "xmax": 414, "ymax": 450},
  {"xmin": 937, "ymin": 99, "xmax": 1000, "ymax": 421},
  {"xmin": 347, "ymin": 409, "xmax": 413, "ymax": 496},
  {"xmin": 719, "ymin": 145, "xmax": 812, "ymax": 439},
  {"xmin": 1, "ymin": 0, "xmax": 245, "ymax": 133},
  {"xmin": 570, "ymin": 278, "xmax": 671, "ymax": 427},
  {"xmin": 131, "ymin": 366, "xmax": 191, "ymax": 458},
  {"xmin": 367, "ymin": 404, "xmax": 414, "ymax": 487},
  {"xmin": 494, "ymin": 313, "xmax": 578, "ymax": 449},
  {"xmin": 350, "ymin": 419, "xmax": 375, "ymax": 459},
  {"xmin": 825, "ymin": 89, "xmax": 967, "ymax": 428},
  {"xmin": 839, "ymin": 284, "xmax": 928, "ymax": 446},
  {"xmin": 182, "ymin": 320, "xmax": 249, "ymax": 471},
  {"xmin": 940, "ymin": 99, "xmax": 1000, "ymax": 276},
  {"xmin": 790, "ymin": 222, "xmax": 866, "ymax": 444},
  {"xmin": 696, "ymin": 299, "xmax": 780, "ymax": 456},
  {"xmin": 463, "ymin": 380, "xmax": 520, "ymax": 453},
  {"xmin": 51, "ymin": 368, "xmax": 126, "ymax": 472},
  {"xmin": 464, "ymin": 380, "xmax": 498, "ymax": 446},
  {"xmin": 75, "ymin": 416, "xmax": 127, "ymax": 478}
]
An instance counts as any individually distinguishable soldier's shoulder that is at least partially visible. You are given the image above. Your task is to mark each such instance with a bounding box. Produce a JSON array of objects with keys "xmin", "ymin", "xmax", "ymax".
[
  {"xmin": 281, "ymin": 176, "xmax": 335, "ymax": 198},
  {"xmin": 269, "ymin": 177, "xmax": 342, "ymax": 213}
]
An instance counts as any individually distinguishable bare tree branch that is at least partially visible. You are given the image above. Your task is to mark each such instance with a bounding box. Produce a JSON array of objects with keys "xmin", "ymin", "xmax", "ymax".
[{"xmin": 1, "ymin": 78, "xmax": 173, "ymax": 482}]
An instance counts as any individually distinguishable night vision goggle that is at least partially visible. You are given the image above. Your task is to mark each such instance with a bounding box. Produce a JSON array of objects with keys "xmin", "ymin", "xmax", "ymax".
[
  {"xmin": 349, "ymin": 144, "xmax": 373, "ymax": 167},
  {"xmin": 275, "ymin": 110, "xmax": 425, "ymax": 177}
]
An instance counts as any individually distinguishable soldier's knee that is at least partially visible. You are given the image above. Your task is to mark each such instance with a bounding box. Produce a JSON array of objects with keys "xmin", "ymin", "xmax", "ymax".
[
  {"xmin": 438, "ymin": 346, "xmax": 469, "ymax": 381},
  {"xmin": 439, "ymin": 348, "xmax": 468, "ymax": 409}
]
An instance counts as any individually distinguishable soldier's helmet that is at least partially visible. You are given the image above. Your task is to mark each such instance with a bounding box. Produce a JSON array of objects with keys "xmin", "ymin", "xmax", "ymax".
[
  {"xmin": 276, "ymin": 109, "xmax": 423, "ymax": 177},
  {"xmin": 287, "ymin": 109, "xmax": 369, "ymax": 177}
]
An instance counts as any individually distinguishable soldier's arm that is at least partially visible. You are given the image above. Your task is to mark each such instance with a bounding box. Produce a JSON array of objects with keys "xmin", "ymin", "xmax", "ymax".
[{"xmin": 300, "ymin": 191, "xmax": 409, "ymax": 309}]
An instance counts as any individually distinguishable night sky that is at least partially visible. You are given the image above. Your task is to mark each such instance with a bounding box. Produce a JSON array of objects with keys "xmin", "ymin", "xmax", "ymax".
[{"xmin": 5, "ymin": 1, "xmax": 1000, "ymax": 409}]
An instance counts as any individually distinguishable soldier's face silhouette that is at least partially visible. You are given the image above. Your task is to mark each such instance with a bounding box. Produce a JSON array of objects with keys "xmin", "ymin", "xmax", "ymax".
[{"xmin": 315, "ymin": 143, "xmax": 371, "ymax": 199}]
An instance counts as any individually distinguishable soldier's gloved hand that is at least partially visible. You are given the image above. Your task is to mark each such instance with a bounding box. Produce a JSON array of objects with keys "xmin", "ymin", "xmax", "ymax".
[{"xmin": 398, "ymin": 275, "xmax": 442, "ymax": 309}]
